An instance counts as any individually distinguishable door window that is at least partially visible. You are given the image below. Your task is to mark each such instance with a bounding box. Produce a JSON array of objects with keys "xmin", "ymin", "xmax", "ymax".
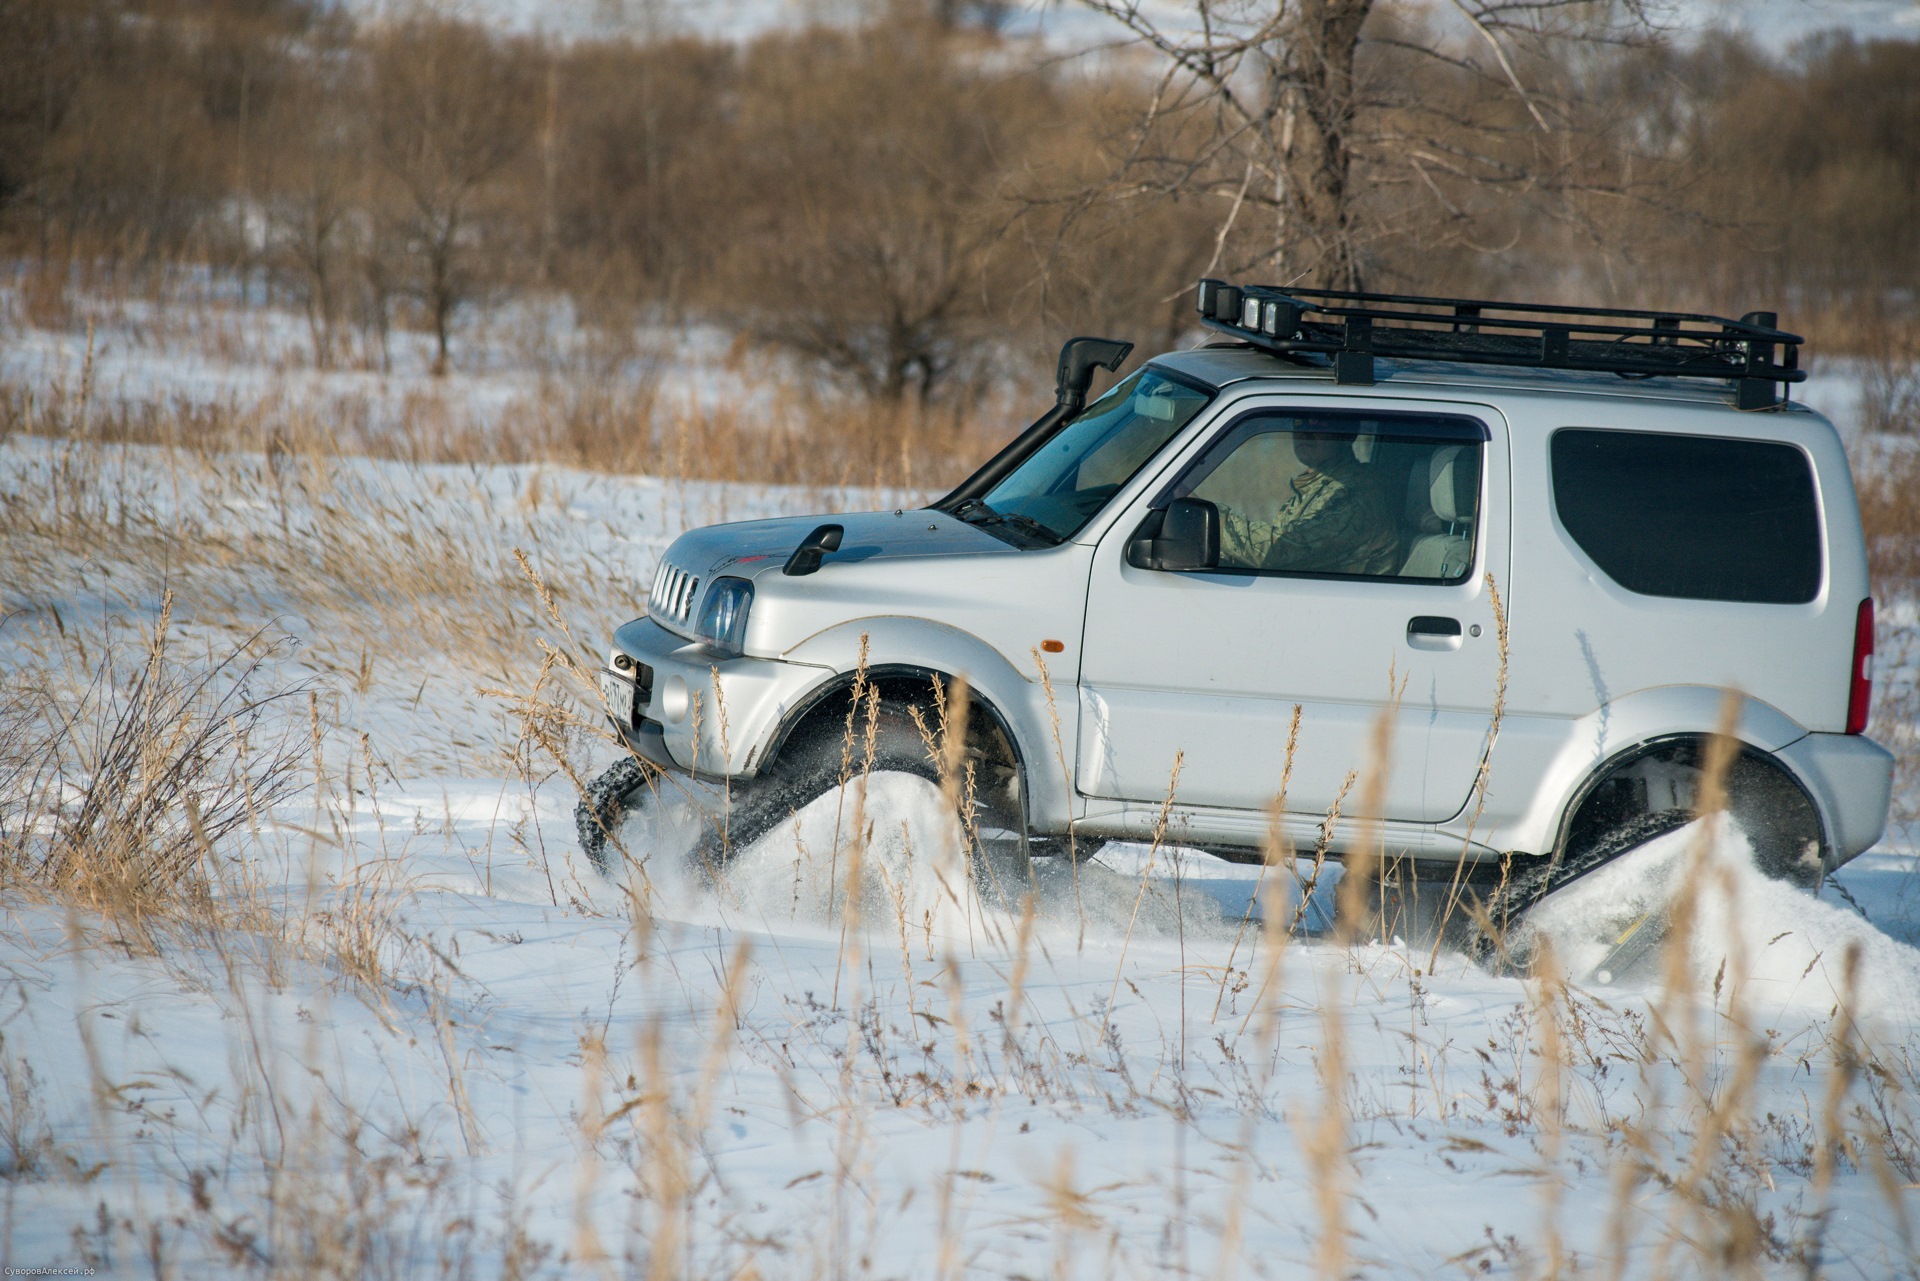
[{"xmin": 1163, "ymin": 410, "xmax": 1488, "ymax": 582}]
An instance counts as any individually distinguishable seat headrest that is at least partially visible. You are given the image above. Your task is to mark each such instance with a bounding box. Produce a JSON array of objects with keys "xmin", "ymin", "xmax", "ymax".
[{"xmin": 1428, "ymin": 445, "xmax": 1472, "ymax": 523}]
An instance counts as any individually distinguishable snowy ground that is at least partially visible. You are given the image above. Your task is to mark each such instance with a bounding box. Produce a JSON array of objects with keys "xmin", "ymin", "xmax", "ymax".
[
  {"xmin": 2, "ymin": 398, "xmax": 1918, "ymax": 1277},
  {"xmin": 0, "ymin": 275, "xmax": 768, "ymax": 454}
]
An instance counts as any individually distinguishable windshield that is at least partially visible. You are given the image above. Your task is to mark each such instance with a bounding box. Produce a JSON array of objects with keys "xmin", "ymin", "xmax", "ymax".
[{"xmin": 976, "ymin": 369, "xmax": 1213, "ymax": 542}]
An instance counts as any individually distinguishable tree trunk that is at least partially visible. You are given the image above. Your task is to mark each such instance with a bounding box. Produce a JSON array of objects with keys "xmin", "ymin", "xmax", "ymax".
[
  {"xmin": 430, "ymin": 229, "xmax": 454, "ymax": 377},
  {"xmin": 1277, "ymin": 0, "xmax": 1370, "ymax": 289}
]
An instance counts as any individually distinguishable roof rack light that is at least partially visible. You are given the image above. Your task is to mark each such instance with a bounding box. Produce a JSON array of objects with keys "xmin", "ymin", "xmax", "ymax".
[{"xmin": 1193, "ymin": 279, "xmax": 1805, "ymax": 409}]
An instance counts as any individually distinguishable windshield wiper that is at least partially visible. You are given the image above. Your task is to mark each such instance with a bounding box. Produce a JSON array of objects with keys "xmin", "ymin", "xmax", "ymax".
[
  {"xmin": 996, "ymin": 511, "xmax": 1064, "ymax": 545},
  {"xmin": 950, "ymin": 499, "xmax": 1062, "ymax": 547}
]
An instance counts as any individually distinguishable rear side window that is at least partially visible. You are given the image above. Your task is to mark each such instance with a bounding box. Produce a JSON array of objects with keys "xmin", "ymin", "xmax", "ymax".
[{"xmin": 1550, "ymin": 429, "xmax": 1821, "ymax": 604}]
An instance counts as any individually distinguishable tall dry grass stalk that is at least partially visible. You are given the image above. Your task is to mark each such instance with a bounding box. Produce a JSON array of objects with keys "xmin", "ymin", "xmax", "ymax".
[
  {"xmin": 1588, "ymin": 692, "xmax": 1780, "ymax": 1278},
  {"xmin": 1213, "ymin": 713, "xmax": 1304, "ymax": 1277},
  {"xmin": 827, "ymin": 637, "xmax": 875, "ymax": 923},
  {"xmin": 1215, "ymin": 703, "xmax": 1301, "ymax": 1024},
  {"xmin": 1105, "ymin": 751, "xmax": 1184, "ymax": 1042},
  {"xmin": 1030, "ymin": 649, "xmax": 1083, "ymax": 945},
  {"xmin": 1531, "ymin": 938, "xmax": 1569, "ymax": 1280},
  {"xmin": 1292, "ymin": 690, "xmax": 1405, "ymax": 1281},
  {"xmin": 1796, "ymin": 940, "xmax": 1866, "ymax": 1276},
  {"xmin": 830, "ymin": 689, "xmax": 879, "ymax": 1007}
]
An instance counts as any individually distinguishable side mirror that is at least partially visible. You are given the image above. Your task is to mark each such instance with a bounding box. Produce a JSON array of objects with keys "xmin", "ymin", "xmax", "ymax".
[{"xmin": 1126, "ymin": 498, "xmax": 1220, "ymax": 572}]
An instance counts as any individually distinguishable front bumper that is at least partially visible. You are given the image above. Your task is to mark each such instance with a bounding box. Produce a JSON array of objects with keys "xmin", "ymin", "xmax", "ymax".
[{"xmin": 603, "ymin": 616, "xmax": 831, "ymax": 778}]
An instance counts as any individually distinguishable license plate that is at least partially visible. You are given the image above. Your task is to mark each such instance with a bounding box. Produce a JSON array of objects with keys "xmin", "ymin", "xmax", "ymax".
[{"xmin": 599, "ymin": 668, "xmax": 637, "ymax": 727}]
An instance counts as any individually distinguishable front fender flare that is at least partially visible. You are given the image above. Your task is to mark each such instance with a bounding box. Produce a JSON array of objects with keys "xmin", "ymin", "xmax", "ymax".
[{"xmin": 766, "ymin": 618, "xmax": 1073, "ymax": 831}]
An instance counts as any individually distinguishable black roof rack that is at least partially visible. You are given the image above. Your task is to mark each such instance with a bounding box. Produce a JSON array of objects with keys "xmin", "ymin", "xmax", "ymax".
[{"xmin": 1194, "ymin": 279, "xmax": 1805, "ymax": 410}]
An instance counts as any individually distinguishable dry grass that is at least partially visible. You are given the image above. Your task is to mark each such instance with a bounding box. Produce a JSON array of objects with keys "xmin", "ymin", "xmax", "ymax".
[
  {"xmin": 1, "ymin": 308, "xmax": 1918, "ymax": 1275},
  {"xmin": 0, "ymin": 364, "xmax": 1002, "ymax": 495},
  {"xmin": 1857, "ymin": 440, "xmax": 1920, "ymax": 590},
  {"xmin": 4, "ymin": 585, "xmax": 1919, "ymax": 1280},
  {"xmin": 0, "ymin": 596, "xmax": 308, "ymax": 946}
]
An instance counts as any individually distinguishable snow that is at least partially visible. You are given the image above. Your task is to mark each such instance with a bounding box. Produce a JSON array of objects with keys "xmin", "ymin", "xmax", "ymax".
[
  {"xmin": 2, "ymin": 294, "xmax": 1919, "ymax": 1274},
  {"xmin": 0, "ymin": 284, "xmax": 762, "ymax": 454},
  {"xmin": 1526, "ymin": 817, "xmax": 1920, "ymax": 1023},
  {"xmin": 4, "ymin": 759, "xmax": 1915, "ymax": 1274}
]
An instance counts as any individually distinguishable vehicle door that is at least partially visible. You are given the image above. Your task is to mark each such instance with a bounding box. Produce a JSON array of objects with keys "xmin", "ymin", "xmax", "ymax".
[{"xmin": 1075, "ymin": 397, "xmax": 1511, "ymax": 822}]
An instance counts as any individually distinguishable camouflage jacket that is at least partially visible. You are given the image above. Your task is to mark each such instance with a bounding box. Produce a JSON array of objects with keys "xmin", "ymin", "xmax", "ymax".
[{"xmin": 1219, "ymin": 458, "xmax": 1400, "ymax": 576}]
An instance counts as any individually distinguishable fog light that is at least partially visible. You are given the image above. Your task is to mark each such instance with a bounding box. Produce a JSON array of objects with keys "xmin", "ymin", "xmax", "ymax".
[{"xmin": 658, "ymin": 674, "xmax": 690, "ymax": 723}]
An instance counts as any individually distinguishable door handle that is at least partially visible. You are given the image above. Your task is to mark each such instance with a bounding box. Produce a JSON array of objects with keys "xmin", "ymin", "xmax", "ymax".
[{"xmin": 1407, "ymin": 615, "xmax": 1463, "ymax": 651}]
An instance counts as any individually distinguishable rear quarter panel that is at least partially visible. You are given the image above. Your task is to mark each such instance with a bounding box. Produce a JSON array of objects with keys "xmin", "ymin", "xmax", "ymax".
[{"xmin": 1463, "ymin": 393, "xmax": 1868, "ymax": 852}]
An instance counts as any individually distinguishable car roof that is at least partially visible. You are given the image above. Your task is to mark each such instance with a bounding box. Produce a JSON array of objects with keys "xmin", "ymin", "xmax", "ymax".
[{"xmin": 1148, "ymin": 342, "xmax": 1820, "ymax": 413}]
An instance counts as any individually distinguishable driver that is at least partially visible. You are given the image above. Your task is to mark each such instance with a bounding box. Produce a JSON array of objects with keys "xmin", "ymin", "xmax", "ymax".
[{"xmin": 1221, "ymin": 424, "xmax": 1401, "ymax": 575}]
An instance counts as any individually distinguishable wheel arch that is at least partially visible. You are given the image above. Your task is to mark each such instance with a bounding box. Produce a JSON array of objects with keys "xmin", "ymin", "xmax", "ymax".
[
  {"xmin": 774, "ymin": 617, "xmax": 1073, "ymax": 830},
  {"xmin": 1478, "ymin": 685, "xmax": 1810, "ymax": 855},
  {"xmin": 761, "ymin": 663, "xmax": 1022, "ymax": 767},
  {"xmin": 1551, "ymin": 731, "xmax": 1829, "ymax": 885},
  {"xmin": 754, "ymin": 661, "xmax": 1034, "ymax": 832}
]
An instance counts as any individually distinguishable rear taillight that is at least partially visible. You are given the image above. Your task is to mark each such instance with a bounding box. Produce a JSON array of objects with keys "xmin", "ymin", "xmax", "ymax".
[{"xmin": 1847, "ymin": 597, "xmax": 1874, "ymax": 735}]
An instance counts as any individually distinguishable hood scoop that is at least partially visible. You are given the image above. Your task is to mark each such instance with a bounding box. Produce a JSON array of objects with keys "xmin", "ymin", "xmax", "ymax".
[{"xmin": 783, "ymin": 524, "xmax": 845, "ymax": 576}]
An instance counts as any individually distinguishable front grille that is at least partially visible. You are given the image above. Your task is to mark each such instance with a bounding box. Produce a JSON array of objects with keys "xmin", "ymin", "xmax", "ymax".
[{"xmin": 649, "ymin": 561, "xmax": 701, "ymax": 625}]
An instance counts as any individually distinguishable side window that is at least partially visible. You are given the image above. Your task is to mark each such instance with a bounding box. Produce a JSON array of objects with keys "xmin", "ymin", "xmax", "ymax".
[
  {"xmin": 1166, "ymin": 411, "xmax": 1486, "ymax": 582},
  {"xmin": 1550, "ymin": 429, "xmax": 1821, "ymax": 604}
]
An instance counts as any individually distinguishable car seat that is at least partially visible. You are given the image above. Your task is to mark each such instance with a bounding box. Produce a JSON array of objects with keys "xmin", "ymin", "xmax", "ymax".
[{"xmin": 1400, "ymin": 446, "xmax": 1477, "ymax": 579}]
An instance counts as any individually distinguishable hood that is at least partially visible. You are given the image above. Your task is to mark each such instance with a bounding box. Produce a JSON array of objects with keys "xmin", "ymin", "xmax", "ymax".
[{"xmin": 647, "ymin": 508, "xmax": 1014, "ymax": 637}]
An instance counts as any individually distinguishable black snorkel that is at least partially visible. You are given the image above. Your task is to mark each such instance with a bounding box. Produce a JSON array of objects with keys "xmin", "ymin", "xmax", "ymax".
[{"xmin": 933, "ymin": 336, "xmax": 1133, "ymax": 513}]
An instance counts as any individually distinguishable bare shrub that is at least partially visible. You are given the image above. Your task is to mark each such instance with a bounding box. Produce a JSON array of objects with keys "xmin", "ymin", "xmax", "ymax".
[
  {"xmin": 1861, "ymin": 345, "xmax": 1920, "ymax": 440},
  {"xmin": 719, "ymin": 18, "xmax": 1052, "ymax": 405},
  {"xmin": 0, "ymin": 598, "xmax": 309, "ymax": 935}
]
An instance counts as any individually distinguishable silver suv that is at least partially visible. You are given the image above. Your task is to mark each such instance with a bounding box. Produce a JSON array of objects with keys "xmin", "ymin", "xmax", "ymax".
[{"xmin": 581, "ymin": 282, "xmax": 1893, "ymax": 924}]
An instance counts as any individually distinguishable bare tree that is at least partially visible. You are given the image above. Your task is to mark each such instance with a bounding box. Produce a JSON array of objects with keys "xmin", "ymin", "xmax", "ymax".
[
  {"xmin": 1078, "ymin": 0, "xmax": 1661, "ymax": 291},
  {"xmin": 369, "ymin": 19, "xmax": 532, "ymax": 376},
  {"xmin": 721, "ymin": 20, "xmax": 1040, "ymax": 405},
  {"xmin": 264, "ymin": 50, "xmax": 362, "ymax": 367}
]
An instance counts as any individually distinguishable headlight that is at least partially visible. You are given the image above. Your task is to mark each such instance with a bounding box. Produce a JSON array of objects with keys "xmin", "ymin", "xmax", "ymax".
[{"xmin": 695, "ymin": 576, "xmax": 754, "ymax": 657}]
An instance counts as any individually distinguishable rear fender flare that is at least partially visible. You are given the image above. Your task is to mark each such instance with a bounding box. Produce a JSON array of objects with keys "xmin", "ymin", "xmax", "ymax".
[
  {"xmin": 1550, "ymin": 732, "xmax": 1827, "ymax": 884},
  {"xmin": 1484, "ymin": 686, "xmax": 1807, "ymax": 853}
]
